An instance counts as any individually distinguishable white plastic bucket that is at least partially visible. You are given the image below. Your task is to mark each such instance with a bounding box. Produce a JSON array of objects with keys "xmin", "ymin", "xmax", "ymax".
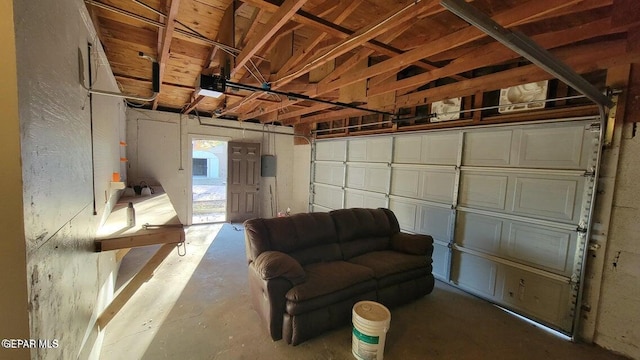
[{"xmin": 352, "ymin": 301, "xmax": 391, "ymax": 360}]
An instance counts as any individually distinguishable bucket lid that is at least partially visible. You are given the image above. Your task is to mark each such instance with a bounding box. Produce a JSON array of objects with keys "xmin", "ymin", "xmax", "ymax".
[{"xmin": 353, "ymin": 301, "xmax": 390, "ymax": 322}]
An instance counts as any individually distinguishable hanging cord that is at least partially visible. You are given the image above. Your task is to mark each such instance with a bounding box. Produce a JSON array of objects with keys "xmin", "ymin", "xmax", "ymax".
[{"xmin": 271, "ymin": 123, "xmax": 279, "ymax": 215}]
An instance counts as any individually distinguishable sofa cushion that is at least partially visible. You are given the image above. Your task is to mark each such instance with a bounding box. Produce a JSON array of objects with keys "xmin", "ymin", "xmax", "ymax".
[
  {"xmin": 349, "ymin": 250, "xmax": 429, "ymax": 280},
  {"xmin": 253, "ymin": 251, "xmax": 306, "ymax": 285},
  {"xmin": 391, "ymin": 232, "xmax": 434, "ymax": 256},
  {"xmin": 245, "ymin": 213, "xmax": 341, "ymax": 266},
  {"xmin": 330, "ymin": 208, "xmax": 397, "ymax": 244},
  {"xmin": 340, "ymin": 236, "xmax": 390, "ymax": 260},
  {"xmin": 285, "ymin": 261, "xmax": 376, "ymax": 315}
]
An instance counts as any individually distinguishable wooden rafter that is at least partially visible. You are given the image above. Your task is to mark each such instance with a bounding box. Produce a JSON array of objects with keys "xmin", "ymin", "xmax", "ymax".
[
  {"xmin": 89, "ymin": 0, "xmax": 636, "ymax": 128},
  {"xmin": 396, "ymin": 40, "xmax": 633, "ymax": 108},
  {"xmin": 238, "ymin": 9, "xmax": 425, "ymax": 121},
  {"xmin": 274, "ymin": 0, "xmax": 363, "ymax": 75},
  {"xmin": 152, "ymin": 0, "xmax": 181, "ymax": 110},
  {"xmin": 367, "ymin": 16, "xmax": 617, "ymax": 98},
  {"xmin": 297, "ymin": 108, "xmax": 368, "ymax": 124},
  {"xmin": 232, "ymin": 0, "xmax": 308, "ymax": 77},
  {"xmin": 279, "ymin": 103, "xmax": 334, "ymax": 122},
  {"xmin": 316, "ymin": 0, "xmax": 584, "ymax": 95},
  {"xmin": 274, "ymin": 0, "xmax": 437, "ymax": 87}
]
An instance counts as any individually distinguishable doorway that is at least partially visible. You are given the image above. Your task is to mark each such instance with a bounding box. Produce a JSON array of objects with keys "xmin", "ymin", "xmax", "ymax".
[{"xmin": 191, "ymin": 137, "xmax": 228, "ymax": 224}]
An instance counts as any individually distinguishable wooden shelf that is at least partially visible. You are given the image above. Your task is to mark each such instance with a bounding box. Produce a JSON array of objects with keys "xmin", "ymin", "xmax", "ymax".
[{"xmin": 95, "ymin": 188, "xmax": 184, "ymax": 252}]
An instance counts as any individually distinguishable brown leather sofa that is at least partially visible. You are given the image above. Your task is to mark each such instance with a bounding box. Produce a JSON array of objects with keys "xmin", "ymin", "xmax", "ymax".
[{"xmin": 244, "ymin": 208, "xmax": 435, "ymax": 345}]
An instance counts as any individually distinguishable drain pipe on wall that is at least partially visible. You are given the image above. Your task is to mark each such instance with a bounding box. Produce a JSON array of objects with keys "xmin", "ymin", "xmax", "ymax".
[{"xmin": 87, "ymin": 43, "xmax": 98, "ymax": 215}]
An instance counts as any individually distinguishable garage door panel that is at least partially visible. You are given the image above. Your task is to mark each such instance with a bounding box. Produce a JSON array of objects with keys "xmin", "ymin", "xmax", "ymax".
[
  {"xmin": 459, "ymin": 173, "xmax": 508, "ymax": 210},
  {"xmin": 456, "ymin": 212, "xmax": 502, "ymax": 254},
  {"xmin": 463, "ymin": 130, "xmax": 513, "ymax": 166},
  {"xmin": 452, "ymin": 252, "xmax": 497, "ymax": 297},
  {"xmin": 421, "ymin": 133, "xmax": 459, "ymax": 165},
  {"xmin": 316, "ymin": 140, "xmax": 346, "ymax": 161},
  {"xmin": 313, "ymin": 185, "xmax": 343, "ymax": 210},
  {"xmin": 347, "ymin": 165, "xmax": 390, "ymax": 193},
  {"xmin": 432, "ymin": 243, "xmax": 450, "ymax": 280},
  {"xmin": 346, "ymin": 166, "xmax": 366, "ymax": 189},
  {"xmin": 389, "ymin": 198, "xmax": 418, "ymax": 232},
  {"xmin": 394, "ymin": 135, "xmax": 422, "ymax": 163},
  {"xmin": 391, "ymin": 168, "xmax": 455, "ymax": 204},
  {"xmin": 311, "ymin": 204, "xmax": 331, "ymax": 212},
  {"xmin": 348, "ymin": 139, "xmax": 367, "ymax": 161},
  {"xmin": 421, "ymin": 170, "xmax": 455, "ymax": 204},
  {"xmin": 348, "ymin": 138, "xmax": 392, "ymax": 162},
  {"xmin": 513, "ymin": 176, "xmax": 581, "ymax": 222},
  {"xmin": 506, "ymin": 223, "xmax": 575, "ymax": 275},
  {"xmin": 418, "ymin": 205, "xmax": 453, "ymax": 243},
  {"xmin": 391, "ymin": 168, "xmax": 420, "ymax": 198},
  {"xmin": 314, "ymin": 163, "xmax": 345, "ymax": 186},
  {"xmin": 456, "ymin": 212, "xmax": 577, "ymax": 276},
  {"xmin": 518, "ymin": 125, "xmax": 586, "ymax": 169},
  {"xmin": 499, "ymin": 267, "xmax": 572, "ymax": 331},
  {"xmin": 345, "ymin": 190, "xmax": 387, "ymax": 209}
]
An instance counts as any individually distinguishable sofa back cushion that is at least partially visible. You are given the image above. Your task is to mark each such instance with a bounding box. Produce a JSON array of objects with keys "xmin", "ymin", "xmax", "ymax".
[
  {"xmin": 244, "ymin": 212, "xmax": 341, "ymax": 266},
  {"xmin": 330, "ymin": 208, "xmax": 401, "ymax": 259}
]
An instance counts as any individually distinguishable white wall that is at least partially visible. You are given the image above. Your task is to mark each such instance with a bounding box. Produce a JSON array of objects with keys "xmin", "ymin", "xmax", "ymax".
[
  {"xmin": 594, "ymin": 122, "xmax": 640, "ymax": 359},
  {"xmin": 13, "ymin": 0, "xmax": 125, "ymax": 358},
  {"xmin": 125, "ymin": 109, "xmax": 306, "ymax": 224}
]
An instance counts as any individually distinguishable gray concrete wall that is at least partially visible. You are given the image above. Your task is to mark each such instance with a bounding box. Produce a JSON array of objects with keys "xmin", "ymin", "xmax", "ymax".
[
  {"xmin": 12, "ymin": 0, "xmax": 125, "ymax": 358},
  {"xmin": 594, "ymin": 122, "xmax": 640, "ymax": 359}
]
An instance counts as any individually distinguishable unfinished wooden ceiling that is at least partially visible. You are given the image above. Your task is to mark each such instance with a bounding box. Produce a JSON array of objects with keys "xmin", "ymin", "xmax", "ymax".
[{"xmin": 86, "ymin": 0, "xmax": 639, "ymax": 135}]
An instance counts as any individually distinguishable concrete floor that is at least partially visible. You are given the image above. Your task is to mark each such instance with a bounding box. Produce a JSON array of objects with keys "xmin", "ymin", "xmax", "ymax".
[{"xmin": 100, "ymin": 224, "xmax": 628, "ymax": 360}]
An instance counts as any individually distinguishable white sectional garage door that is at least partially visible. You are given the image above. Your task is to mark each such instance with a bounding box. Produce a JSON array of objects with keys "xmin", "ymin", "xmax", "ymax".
[{"xmin": 310, "ymin": 118, "xmax": 601, "ymax": 335}]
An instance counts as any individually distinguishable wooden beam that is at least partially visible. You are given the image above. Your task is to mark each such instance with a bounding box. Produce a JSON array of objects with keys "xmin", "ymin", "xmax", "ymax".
[
  {"xmin": 297, "ymin": 108, "xmax": 369, "ymax": 124},
  {"xmin": 268, "ymin": 31, "xmax": 294, "ymax": 75},
  {"xmin": 240, "ymin": 98, "xmax": 299, "ymax": 120},
  {"xmin": 395, "ymin": 40, "xmax": 632, "ymax": 108},
  {"xmin": 183, "ymin": 2, "xmax": 235, "ymax": 114},
  {"xmin": 274, "ymin": 0, "xmax": 439, "ymax": 86},
  {"xmin": 95, "ymin": 228, "xmax": 184, "ymax": 251},
  {"xmin": 237, "ymin": 18, "xmax": 415, "ymax": 121},
  {"xmin": 367, "ymin": 17, "xmax": 616, "ymax": 98},
  {"xmin": 227, "ymin": 0, "xmax": 453, "ymax": 120},
  {"xmin": 232, "ymin": 0, "xmax": 308, "ymax": 77},
  {"xmin": 237, "ymin": 7, "xmax": 263, "ymax": 48},
  {"xmin": 612, "ymin": 0, "xmax": 640, "ymax": 29},
  {"xmin": 242, "ymin": 0, "xmax": 444, "ymax": 63},
  {"xmin": 97, "ymin": 243, "xmax": 176, "ymax": 328},
  {"xmin": 152, "ymin": 0, "xmax": 181, "ymax": 110},
  {"xmin": 317, "ymin": 0, "xmax": 584, "ymax": 95},
  {"xmin": 279, "ymin": 103, "xmax": 334, "ymax": 122},
  {"xmin": 274, "ymin": 0, "xmax": 363, "ymax": 75}
]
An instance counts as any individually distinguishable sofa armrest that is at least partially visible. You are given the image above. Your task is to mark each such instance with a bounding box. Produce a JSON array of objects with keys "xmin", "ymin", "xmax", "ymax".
[
  {"xmin": 253, "ymin": 251, "xmax": 306, "ymax": 285},
  {"xmin": 391, "ymin": 232, "xmax": 434, "ymax": 256}
]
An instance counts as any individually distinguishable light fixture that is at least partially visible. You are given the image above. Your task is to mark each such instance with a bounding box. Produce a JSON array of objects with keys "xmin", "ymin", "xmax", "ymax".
[
  {"xmin": 196, "ymin": 74, "xmax": 226, "ymax": 98},
  {"xmin": 440, "ymin": 0, "xmax": 612, "ymax": 107}
]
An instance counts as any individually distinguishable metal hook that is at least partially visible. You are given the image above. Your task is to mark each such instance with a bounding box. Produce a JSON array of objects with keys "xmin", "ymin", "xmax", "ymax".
[{"xmin": 176, "ymin": 242, "xmax": 186, "ymax": 256}]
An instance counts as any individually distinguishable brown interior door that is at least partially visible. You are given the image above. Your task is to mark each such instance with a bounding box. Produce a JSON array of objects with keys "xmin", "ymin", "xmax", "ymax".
[{"xmin": 227, "ymin": 142, "xmax": 261, "ymax": 222}]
